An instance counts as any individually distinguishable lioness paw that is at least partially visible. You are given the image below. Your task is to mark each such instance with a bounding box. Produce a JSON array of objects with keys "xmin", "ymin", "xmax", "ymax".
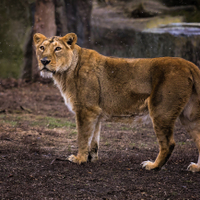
[
  {"xmin": 88, "ymin": 153, "xmax": 98, "ymax": 162},
  {"xmin": 68, "ymin": 155, "xmax": 78, "ymax": 163},
  {"xmin": 67, "ymin": 154, "xmax": 87, "ymax": 164},
  {"xmin": 141, "ymin": 160, "xmax": 158, "ymax": 170},
  {"xmin": 187, "ymin": 162, "xmax": 200, "ymax": 172}
]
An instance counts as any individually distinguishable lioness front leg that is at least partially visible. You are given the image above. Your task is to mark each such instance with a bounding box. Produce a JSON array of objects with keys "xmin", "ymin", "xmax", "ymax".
[
  {"xmin": 88, "ymin": 121, "xmax": 101, "ymax": 162},
  {"xmin": 142, "ymin": 122, "xmax": 175, "ymax": 170},
  {"xmin": 68, "ymin": 107, "xmax": 101, "ymax": 164}
]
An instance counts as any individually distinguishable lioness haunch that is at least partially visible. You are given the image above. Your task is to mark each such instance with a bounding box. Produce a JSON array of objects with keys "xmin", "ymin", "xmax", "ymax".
[{"xmin": 34, "ymin": 32, "xmax": 200, "ymax": 172}]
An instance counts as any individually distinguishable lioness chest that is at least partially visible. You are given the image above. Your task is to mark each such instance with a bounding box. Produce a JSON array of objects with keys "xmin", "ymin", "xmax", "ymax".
[{"xmin": 53, "ymin": 73, "xmax": 76, "ymax": 114}]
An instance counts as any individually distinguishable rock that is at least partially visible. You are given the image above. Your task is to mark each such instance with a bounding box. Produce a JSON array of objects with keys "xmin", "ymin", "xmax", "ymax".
[
  {"xmin": 0, "ymin": 0, "xmax": 32, "ymax": 78},
  {"xmin": 137, "ymin": 23, "xmax": 200, "ymax": 66},
  {"xmin": 124, "ymin": 1, "xmax": 196, "ymax": 18},
  {"xmin": 92, "ymin": 2, "xmax": 200, "ymax": 68}
]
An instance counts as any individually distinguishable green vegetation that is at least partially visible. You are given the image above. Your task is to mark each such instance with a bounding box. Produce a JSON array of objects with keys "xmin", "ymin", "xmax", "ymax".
[
  {"xmin": 68, "ymin": 130, "xmax": 77, "ymax": 138},
  {"xmin": 0, "ymin": 118, "xmax": 17, "ymax": 127},
  {"xmin": 105, "ymin": 124, "xmax": 112, "ymax": 128},
  {"xmin": 0, "ymin": 114, "xmax": 76, "ymax": 129},
  {"xmin": 105, "ymin": 140, "xmax": 110, "ymax": 146},
  {"xmin": 31, "ymin": 116, "xmax": 76, "ymax": 129},
  {"xmin": 0, "ymin": 0, "xmax": 32, "ymax": 78},
  {"xmin": 120, "ymin": 126, "xmax": 131, "ymax": 131}
]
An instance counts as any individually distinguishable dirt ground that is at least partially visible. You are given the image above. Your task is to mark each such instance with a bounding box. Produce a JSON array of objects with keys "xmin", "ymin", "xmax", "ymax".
[{"xmin": 0, "ymin": 78, "xmax": 200, "ymax": 200}]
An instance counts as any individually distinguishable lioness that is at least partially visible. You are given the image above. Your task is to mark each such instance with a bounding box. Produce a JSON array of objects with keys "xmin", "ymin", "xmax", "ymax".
[{"xmin": 34, "ymin": 32, "xmax": 200, "ymax": 172}]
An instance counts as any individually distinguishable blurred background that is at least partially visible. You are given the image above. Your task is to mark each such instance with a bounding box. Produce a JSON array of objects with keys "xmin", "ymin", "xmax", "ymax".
[{"xmin": 1, "ymin": 0, "xmax": 200, "ymax": 81}]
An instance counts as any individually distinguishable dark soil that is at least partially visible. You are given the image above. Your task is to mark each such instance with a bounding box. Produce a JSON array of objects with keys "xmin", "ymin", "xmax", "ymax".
[{"xmin": 0, "ymin": 79, "xmax": 200, "ymax": 199}]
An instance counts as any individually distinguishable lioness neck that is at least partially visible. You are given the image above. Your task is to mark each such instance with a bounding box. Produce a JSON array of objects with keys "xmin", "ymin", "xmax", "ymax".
[
  {"xmin": 52, "ymin": 46, "xmax": 82, "ymax": 111},
  {"xmin": 53, "ymin": 45, "xmax": 81, "ymax": 82}
]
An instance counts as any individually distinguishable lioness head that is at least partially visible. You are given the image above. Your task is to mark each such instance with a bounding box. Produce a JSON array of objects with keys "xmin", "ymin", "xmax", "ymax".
[{"xmin": 33, "ymin": 33, "xmax": 77, "ymax": 78}]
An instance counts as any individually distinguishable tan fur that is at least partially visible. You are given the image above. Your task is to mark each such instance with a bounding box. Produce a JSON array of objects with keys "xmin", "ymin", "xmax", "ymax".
[{"xmin": 34, "ymin": 33, "xmax": 200, "ymax": 172}]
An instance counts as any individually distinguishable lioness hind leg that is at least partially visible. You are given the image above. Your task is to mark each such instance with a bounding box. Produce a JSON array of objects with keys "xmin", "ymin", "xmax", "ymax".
[
  {"xmin": 142, "ymin": 72, "xmax": 192, "ymax": 170},
  {"xmin": 141, "ymin": 119, "xmax": 176, "ymax": 170},
  {"xmin": 186, "ymin": 130, "xmax": 200, "ymax": 172},
  {"xmin": 180, "ymin": 122, "xmax": 200, "ymax": 172},
  {"xmin": 88, "ymin": 121, "xmax": 101, "ymax": 162},
  {"xmin": 179, "ymin": 96, "xmax": 200, "ymax": 172}
]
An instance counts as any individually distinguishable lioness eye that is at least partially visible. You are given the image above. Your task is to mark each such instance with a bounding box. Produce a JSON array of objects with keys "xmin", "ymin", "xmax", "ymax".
[
  {"xmin": 55, "ymin": 47, "xmax": 61, "ymax": 51},
  {"xmin": 40, "ymin": 46, "xmax": 44, "ymax": 51}
]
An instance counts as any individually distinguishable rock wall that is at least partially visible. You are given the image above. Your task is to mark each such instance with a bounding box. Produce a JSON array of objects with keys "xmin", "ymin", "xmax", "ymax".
[
  {"xmin": 0, "ymin": 0, "xmax": 32, "ymax": 78},
  {"xmin": 92, "ymin": 25, "xmax": 200, "ymax": 67},
  {"xmin": 92, "ymin": 2, "xmax": 200, "ymax": 68},
  {"xmin": 134, "ymin": 25, "xmax": 200, "ymax": 67}
]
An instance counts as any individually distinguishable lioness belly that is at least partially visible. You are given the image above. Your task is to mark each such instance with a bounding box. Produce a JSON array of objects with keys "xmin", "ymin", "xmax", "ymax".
[{"xmin": 101, "ymin": 92, "xmax": 150, "ymax": 116}]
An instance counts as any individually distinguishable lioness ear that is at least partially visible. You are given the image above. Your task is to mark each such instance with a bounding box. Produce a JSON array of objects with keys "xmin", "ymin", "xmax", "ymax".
[
  {"xmin": 33, "ymin": 33, "xmax": 47, "ymax": 47},
  {"xmin": 61, "ymin": 33, "xmax": 77, "ymax": 49}
]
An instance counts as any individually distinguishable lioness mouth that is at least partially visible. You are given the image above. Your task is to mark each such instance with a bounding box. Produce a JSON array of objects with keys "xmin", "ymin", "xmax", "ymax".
[{"xmin": 40, "ymin": 67, "xmax": 55, "ymax": 74}]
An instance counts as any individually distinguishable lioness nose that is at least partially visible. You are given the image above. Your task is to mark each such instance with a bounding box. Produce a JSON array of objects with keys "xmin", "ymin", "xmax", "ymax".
[{"xmin": 41, "ymin": 58, "xmax": 51, "ymax": 66}]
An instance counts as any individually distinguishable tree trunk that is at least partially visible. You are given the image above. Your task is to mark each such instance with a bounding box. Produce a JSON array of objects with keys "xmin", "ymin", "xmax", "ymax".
[
  {"xmin": 76, "ymin": 0, "xmax": 92, "ymax": 48},
  {"xmin": 65, "ymin": 0, "xmax": 92, "ymax": 48},
  {"xmin": 32, "ymin": 0, "xmax": 57, "ymax": 80},
  {"xmin": 21, "ymin": 28, "xmax": 33, "ymax": 81},
  {"xmin": 55, "ymin": 0, "xmax": 68, "ymax": 36}
]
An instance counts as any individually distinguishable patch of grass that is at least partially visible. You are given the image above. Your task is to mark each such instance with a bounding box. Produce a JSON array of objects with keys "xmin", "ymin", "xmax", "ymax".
[
  {"xmin": 0, "ymin": 115, "xmax": 18, "ymax": 127},
  {"xmin": 105, "ymin": 140, "xmax": 110, "ymax": 146},
  {"xmin": 185, "ymin": 179, "xmax": 193, "ymax": 183},
  {"xmin": 8, "ymin": 121, "xmax": 17, "ymax": 127},
  {"xmin": 138, "ymin": 142, "xmax": 150, "ymax": 149},
  {"xmin": 68, "ymin": 130, "xmax": 77, "ymax": 138},
  {"xmin": 68, "ymin": 146, "xmax": 72, "ymax": 153},
  {"xmin": 177, "ymin": 142, "xmax": 186, "ymax": 145},
  {"xmin": 130, "ymin": 142, "xmax": 135, "ymax": 148},
  {"xmin": 120, "ymin": 126, "xmax": 131, "ymax": 131},
  {"xmin": 106, "ymin": 124, "xmax": 112, "ymax": 128},
  {"xmin": 0, "ymin": 114, "xmax": 76, "ymax": 129},
  {"xmin": 31, "ymin": 116, "xmax": 76, "ymax": 129},
  {"xmin": 171, "ymin": 192, "xmax": 178, "ymax": 196},
  {"xmin": 131, "ymin": 127, "xmax": 137, "ymax": 132}
]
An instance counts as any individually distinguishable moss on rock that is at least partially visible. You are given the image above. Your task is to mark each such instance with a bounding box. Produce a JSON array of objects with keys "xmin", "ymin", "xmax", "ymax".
[{"xmin": 0, "ymin": 0, "xmax": 32, "ymax": 78}]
